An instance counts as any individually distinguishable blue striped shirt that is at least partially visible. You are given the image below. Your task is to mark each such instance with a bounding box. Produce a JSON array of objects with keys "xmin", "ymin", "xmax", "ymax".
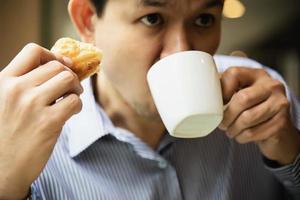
[{"xmin": 31, "ymin": 55, "xmax": 300, "ymax": 200}]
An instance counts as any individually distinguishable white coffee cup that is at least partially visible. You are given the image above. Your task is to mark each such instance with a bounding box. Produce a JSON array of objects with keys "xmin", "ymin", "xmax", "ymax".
[{"xmin": 147, "ymin": 51, "xmax": 223, "ymax": 138}]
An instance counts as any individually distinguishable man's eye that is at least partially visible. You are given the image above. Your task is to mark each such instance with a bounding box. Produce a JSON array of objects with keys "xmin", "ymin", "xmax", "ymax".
[
  {"xmin": 141, "ymin": 14, "xmax": 163, "ymax": 27},
  {"xmin": 195, "ymin": 14, "xmax": 215, "ymax": 27}
]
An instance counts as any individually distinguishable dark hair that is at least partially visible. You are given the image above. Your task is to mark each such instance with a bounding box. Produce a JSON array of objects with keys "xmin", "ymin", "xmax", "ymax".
[{"xmin": 90, "ymin": 0, "xmax": 108, "ymax": 17}]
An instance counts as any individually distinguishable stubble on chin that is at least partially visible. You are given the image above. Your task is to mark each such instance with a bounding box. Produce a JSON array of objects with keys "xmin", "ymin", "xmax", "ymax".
[{"xmin": 130, "ymin": 101, "xmax": 162, "ymax": 122}]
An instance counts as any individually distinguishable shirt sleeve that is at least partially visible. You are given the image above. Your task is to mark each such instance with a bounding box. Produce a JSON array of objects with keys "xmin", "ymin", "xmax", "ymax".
[{"xmin": 264, "ymin": 153, "xmax": 300, "ymax": 199}]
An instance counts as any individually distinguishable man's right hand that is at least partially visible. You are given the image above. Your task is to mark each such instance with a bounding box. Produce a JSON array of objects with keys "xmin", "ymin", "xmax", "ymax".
[{"xmin": 0, "ymin": 43, "xmax": 83, "ymax": 199}]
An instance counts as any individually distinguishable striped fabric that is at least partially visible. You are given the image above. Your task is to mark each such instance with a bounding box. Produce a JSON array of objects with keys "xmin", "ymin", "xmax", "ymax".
[{"xmin": 31, "ymin": 55, "xmax": 300, "ymax": 200}]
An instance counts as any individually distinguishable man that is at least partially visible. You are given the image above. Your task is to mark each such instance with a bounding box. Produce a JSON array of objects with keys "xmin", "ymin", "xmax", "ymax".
[{"xmin": 0, "ymin": 0, "xmax": 299, "ymax": 199}]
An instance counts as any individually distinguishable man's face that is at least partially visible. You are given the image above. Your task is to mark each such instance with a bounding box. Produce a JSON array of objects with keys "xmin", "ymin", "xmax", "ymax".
[{"xmin": 93, "ymin": 0, "xmax": 223, "ymax": 120}]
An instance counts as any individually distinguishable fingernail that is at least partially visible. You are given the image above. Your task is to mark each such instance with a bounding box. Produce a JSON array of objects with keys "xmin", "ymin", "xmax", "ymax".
[
  {"xmin": 218, "ymin": 123, "xmax": 227, "ymax": 131},
  {"xmin": 226, "ymin": 132, "xmax": 234, "ymax": 138},
  {"xmin": 63, "ymin": 56, "xmax": 73, "ymax": 66}
]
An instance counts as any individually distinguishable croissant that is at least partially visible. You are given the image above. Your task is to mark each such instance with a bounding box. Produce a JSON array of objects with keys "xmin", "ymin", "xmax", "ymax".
[{"xmin": 51, "ymin": 37, "xmax": 102, "ymax": 81}]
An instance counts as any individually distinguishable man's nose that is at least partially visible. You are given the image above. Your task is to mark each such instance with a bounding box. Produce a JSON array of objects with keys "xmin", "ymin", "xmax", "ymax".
[{"xmin": 160, "ymin": 27, "xmax": 192, "ymax": 59}]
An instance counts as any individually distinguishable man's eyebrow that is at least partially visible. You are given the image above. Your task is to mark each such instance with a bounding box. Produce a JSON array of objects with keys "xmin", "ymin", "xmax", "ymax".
[
  {"xmin": 138, "ymin": 0, "xmax": 167, "ymax": 7},
  {"xmin": 204, "ymin": 0, "xmax": 224, "ymax": 9}
]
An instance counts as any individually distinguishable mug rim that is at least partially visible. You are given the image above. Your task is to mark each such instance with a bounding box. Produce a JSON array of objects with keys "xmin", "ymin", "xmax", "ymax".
[{"xmin": 147, "ymin": 50, "xmax": 213, "ymax": 77}]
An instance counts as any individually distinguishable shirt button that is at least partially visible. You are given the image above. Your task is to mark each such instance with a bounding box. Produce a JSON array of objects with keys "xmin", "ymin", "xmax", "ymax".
[{"xmin": 157, "ymin": 159, "xmax": 168, "ymax": 169}]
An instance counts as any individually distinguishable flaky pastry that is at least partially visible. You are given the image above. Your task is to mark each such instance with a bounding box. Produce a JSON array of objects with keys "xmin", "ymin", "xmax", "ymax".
[{"xmin": 51, "ymin": 37, "xmax": 102, "ymax": 81}]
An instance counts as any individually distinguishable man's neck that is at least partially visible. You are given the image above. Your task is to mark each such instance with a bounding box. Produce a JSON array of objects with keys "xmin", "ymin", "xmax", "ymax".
[{"xmin": 92, "ymin": 74, "xmax": 166, "ymax": 149}]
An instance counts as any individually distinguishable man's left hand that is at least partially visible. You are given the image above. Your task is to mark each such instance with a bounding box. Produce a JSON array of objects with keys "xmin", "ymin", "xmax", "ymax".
[{"xmin": 219, "ymin": 67, "xmax": 300, "ymax": 165}]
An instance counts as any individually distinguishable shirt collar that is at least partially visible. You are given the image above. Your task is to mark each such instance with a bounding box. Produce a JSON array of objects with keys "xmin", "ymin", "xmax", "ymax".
[
  {"xmin": 66, "ymin": 77, "xmax": 111, "ymax": 157},
  {"xmin": 65, "ymin": 77, "xmax": 176, "ymax": 159}
]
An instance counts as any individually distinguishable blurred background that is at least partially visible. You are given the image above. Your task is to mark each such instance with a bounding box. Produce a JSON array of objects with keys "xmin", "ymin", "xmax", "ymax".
[{"xmin": 1, "ymin": 0, "xmax": 299, "ymax": 97}]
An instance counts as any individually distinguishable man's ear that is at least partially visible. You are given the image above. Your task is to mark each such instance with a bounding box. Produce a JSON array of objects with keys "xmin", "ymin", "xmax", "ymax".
[{"xmin": 68, "ymin": 0, "xmax": 97, "ymax": 43}]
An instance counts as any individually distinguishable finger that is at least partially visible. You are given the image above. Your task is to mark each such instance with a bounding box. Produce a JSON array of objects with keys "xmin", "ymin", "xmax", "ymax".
[
  {"xmin": 219, "ymin": 83, "xmax": 271, "ymax": 131},
  {"xmin": 20, "ymin": 60, "xmax": 77, "ymax": 87},
  {"xmin": 234, "ymin": 110, "xmax": 289, "ymax": 144},
  {"xmin": 230, "ymin": 50, "xmax": 248, "ymax": 58},
  {"xmin": 50, "ymin": 93, "xmax": 82, "ymax": 122},
  {"xmin": 226, "ymin": 94, "xmax": 284, "ymax": 138},
  {"xmin": 220, "ymin": 67, "xmax": 270, "ymax": 103},
  {"xmin": 36, "ymin": 70, "xmax": 83, "ymax": 104},
  {"xmin": 3, "ymin": 43, "xmax": 68, "ymax": 76}
]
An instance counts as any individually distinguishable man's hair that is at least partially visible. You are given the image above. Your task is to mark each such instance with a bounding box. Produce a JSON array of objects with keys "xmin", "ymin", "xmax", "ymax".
[{"xmin": 90, "ymin": 0, "xmax": 108, "ymax": 17}]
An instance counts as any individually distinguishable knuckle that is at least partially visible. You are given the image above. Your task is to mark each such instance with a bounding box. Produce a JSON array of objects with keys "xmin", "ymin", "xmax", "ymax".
[
  {"xmin": 244, "ymin": 129, "xmax": 255, "ymax": 139},
  {"xmin": 67, "ymin": 95, "xmax": 82, "ymax": 114},
  {"xmin": 226, "ymin": 67, "xmax": 241, "ymax": 77},
  {"xmin": 60, "ymin": 71, "xmax": 76, "ymax": 84},
  {"xmin": 68, "ymin": 94, "xmax": 82, "ymax": 108},
  {"xmin": 271, "ymin": 79, "xmax": 282, "ymax": 86},
  {"xmin": 240, "ymin": 110, "xmax": 253, "ymax": 125},
  {"xmin": 279, "ymin": 98, "xmax": 290, "ymax": 110},
  {"xmin": 76, "ymin": 99, "xmax": 83, "ymax": 113},
  {"xmin": 48, "ymin": 60, "xmax": 66, "ymax": 73},
  {"xmin": 237, "ymin": 130, "xmax": 254, "ymax": 144},
  {"xmin": 24, "ymin": 42, "xmax": 41, "ymax": 53},
  {"xmin": 236, "ymin": 91, "xmax": 252, "ymax": 107},
  {"xmin": 270, "ymin": 80, "xmax": 285, "ymax": 91},
  {"xmin": 257, "ymin": 68, "xmax": 269, "ymax": 77}
]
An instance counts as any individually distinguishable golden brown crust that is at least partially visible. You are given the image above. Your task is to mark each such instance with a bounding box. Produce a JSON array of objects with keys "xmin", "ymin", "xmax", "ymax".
[{"xmin": 51, "ymin": 37, "xmax": 102, "ymax": 81}]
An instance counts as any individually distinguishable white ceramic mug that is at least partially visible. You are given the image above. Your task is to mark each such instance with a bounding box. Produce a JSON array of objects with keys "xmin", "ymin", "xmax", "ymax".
[{"xmin": 147, "ymin": 51, "xmax": 223, "ymax": 138}]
